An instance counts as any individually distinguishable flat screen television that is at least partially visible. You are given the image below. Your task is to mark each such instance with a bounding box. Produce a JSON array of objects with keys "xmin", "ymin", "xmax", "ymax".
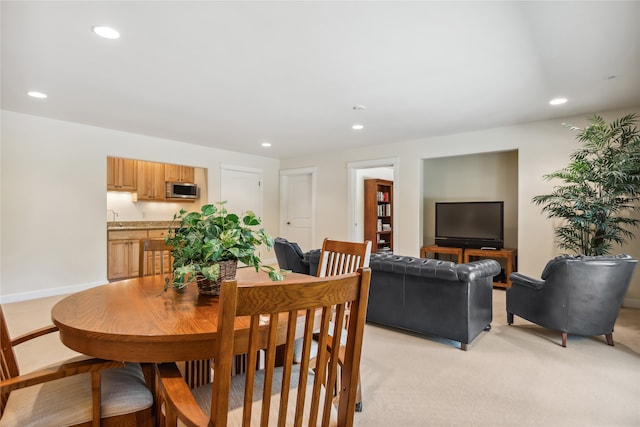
[{"xmin": 435, "ymin": 201, "xmax": 504, "ymax": 249}]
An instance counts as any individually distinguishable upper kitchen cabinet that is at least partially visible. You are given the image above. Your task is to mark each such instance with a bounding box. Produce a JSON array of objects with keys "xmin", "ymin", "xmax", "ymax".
[
  {"xmin": 106, "ymin": 156, "xmax": 202, "ymax": 202},
  {"xmin": 165, "ymin": 164, "xmax": 194, "ymax": 183},
  {"xmin": 107, "ymin": 157, "xmax": 137, "ymax": 191},
  {"xmin": 136, "ymin": 160, "xmax": 166, "ymax": 201}
]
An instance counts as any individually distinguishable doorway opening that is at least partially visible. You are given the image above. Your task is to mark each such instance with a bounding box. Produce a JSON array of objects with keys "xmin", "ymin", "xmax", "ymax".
[{"xmin": 347, "ymin": 158, "xmax": 399, "ymax": 246}]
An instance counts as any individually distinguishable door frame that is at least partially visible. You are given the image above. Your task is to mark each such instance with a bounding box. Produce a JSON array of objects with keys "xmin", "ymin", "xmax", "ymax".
[
  {"xmin": 279, "ymin": 167, "xmax": 317, "ymax": 250},
  {"xmin": 347, "ymin": 157, "xmax": 400, "ymax": 244}
]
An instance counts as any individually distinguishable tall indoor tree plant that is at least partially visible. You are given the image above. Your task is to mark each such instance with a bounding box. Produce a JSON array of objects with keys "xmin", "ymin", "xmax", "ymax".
[{"xmin": 533, "ymin": 113, "xmax": 640, "ymax": 256}]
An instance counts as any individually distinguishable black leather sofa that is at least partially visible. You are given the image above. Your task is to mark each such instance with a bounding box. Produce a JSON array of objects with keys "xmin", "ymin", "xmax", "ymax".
[
  {"xmin": 507, "ymin": 254, "xmax": 637, "ymax": 347},
  {"xmin": 307, "ymin": 251, "xmax": 501, "ymax": 350}
]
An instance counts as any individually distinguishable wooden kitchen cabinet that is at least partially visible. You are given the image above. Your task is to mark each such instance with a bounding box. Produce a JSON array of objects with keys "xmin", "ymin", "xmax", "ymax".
[
  {"xmin": 107, "ymin": 230, "xmax": 147, "ymax": 280},
  {"xmin": 147, "ymin": 229, "xmax": 169, "ymax": 239},
  {"xmin": 108, "ymin": 228, "xmax": 174, "ymax": 280},
  {"xmin": 106, "ymin": 157, "xmax": 197, "ymax": 200},
  {"xmin": 165, "ymin": 164, "xmax": 194, "ymax": 183},
  {"xmin": 136, "ymin": 161, "xmax": 166, "ymax": 201},
  {"xmin": 107, "ymin": 157, "xmax": 137, "ymax": 191}
]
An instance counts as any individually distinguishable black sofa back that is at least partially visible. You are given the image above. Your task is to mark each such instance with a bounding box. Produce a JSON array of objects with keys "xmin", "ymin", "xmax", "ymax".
[
  {"xmin": 307, "ymin": 250, "xmax": 500, "ymax": 349},
  {"xmin": 366, "ymin": 254, "xmax": 500, "ymax": 349}
]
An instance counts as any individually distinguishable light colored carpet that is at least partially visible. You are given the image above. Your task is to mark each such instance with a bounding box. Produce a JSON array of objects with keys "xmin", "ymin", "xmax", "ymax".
[
  {"xmin": 355, "ymin": 290, "xmax": 640, "ymax": 427},
  {"xmin": 4, "ymin": 290, "xmax": 639, "ymax": 426}
]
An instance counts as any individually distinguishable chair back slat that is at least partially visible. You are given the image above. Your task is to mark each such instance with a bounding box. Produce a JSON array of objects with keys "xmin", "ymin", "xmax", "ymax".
[
  {"xmin": 317, "ymin": 238, "xmax": 372, "ymax": 333},
  {"xmin": 138, "ymin": 239, "xmax": 173, "ymax": 277},
  {"xmin": 317, "ymin": 239, "xmax": 371, "ymax": 278}
]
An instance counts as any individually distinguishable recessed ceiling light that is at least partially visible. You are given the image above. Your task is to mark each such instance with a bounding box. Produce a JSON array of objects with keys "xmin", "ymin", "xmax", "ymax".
[
  {"xmin": 261, "ymin": 142, "xmax": 272, "ymax": 147},
  {"xmin": 92, "ymin": 26, "xmax": 120, "ymax": 39},
  {"xmin": 27, "ymin": 91, "xmax": 47, "ymax": 99},
  {"xmin": 352, "ymin": 105, "xmax": 367, "ymax": 110},
  {"xmin": 549, "ymin": 97, "xmax": 567, "ymax": 106},
  {"xmin": 352, "ymin": 124, "xmax": 364, "ymax": 130}
]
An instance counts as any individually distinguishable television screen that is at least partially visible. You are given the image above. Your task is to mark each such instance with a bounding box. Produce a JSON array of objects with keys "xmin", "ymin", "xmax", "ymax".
[{"xmin": 435, "ymin": 201, "xmax": 504, "ymax": 249}]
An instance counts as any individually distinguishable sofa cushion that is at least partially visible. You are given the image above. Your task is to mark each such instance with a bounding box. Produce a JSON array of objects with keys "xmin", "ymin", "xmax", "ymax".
[{"xmin": 290, "ymin": 241, "xmax": 305, "ymax": 258}]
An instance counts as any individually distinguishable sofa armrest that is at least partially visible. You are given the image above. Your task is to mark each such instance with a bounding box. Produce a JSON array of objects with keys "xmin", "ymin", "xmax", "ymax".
[
  {"xmin": 510, "ymin": 272, "xmax": 545, "ymax": 290},
  {"xmin": 456, "ymin": 259, "xmax": 501, "ymax": 281}
]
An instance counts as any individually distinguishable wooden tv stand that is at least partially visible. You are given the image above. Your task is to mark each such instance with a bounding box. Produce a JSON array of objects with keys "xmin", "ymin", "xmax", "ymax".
[
  {"xmin": 463, "ymin": 248, "xmax": 515, "ymax": 289},
  {"xmin": 420, "ymin": 245, "xmax": 464, "ymax": 264},
  {"xmin": 420, "ymin": 245, "xmax": 515, "ymax": 289}
]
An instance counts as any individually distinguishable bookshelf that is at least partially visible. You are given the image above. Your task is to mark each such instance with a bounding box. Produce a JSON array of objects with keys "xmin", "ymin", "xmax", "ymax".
[{"xmin": 364, "ymin": 179, "xmax": 394, "ymax": 253}]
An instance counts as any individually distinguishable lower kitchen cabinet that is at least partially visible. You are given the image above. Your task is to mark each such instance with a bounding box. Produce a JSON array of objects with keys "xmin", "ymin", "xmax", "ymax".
[
  {"xmin": 107, "ymin": 228, "xmax": 174, "ymax": 281},
  {"xmin": 108, "ymin": 239, "xmax": 140, "ymax": 280},
  {"xmin": 107, "ymin": 230, "xmax": 147, "ymax": 280}
]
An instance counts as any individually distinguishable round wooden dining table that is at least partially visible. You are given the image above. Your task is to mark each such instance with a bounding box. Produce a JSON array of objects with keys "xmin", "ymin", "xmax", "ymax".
[{"xmin": 52, "ymin": 269, "xmax": 316, "ymax": 363}]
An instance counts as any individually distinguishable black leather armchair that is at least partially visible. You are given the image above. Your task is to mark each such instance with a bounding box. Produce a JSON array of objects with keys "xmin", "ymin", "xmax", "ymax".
[
  {"xmin": 507, "ymin": 254, "xmax": 637, "ymax": 347},
  {"xmin": 273, "ymin": 237, "xmax": 310, "ymax": 274}
]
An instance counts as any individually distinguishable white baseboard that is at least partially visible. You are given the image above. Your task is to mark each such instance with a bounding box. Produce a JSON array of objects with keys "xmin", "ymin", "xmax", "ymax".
[
  {"xmin": 622, "ymin": 298, "xmax": 640, "ymax": 309},
  {"xmin": 0, "ymin": 280, "xmax": 106, "ymax": 304}
]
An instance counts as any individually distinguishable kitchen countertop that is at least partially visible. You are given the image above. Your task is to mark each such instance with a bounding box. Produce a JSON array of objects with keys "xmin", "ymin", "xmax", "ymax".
[{"xmin": 107, "ymin": 221, "xmax": 178, "ymax": 231}]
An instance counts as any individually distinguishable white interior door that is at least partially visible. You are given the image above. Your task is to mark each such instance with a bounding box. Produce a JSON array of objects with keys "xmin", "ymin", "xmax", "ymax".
[
  {"xmin": 280, "ymin": 169, "xmax": 315, "ymax": 252},
  {"xmin": 221, "ymin": 166, "xmax": 263, "ymax": 259}
]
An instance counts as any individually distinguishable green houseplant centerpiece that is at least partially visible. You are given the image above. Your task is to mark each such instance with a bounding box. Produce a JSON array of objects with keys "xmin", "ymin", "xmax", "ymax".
[
  {"xmin": 165, "ymin": 202, "xmax": 284, "ymax": 295},
  {"xmin": 533, "ymin": 114, "xmax": 640, "ymax": 255}
]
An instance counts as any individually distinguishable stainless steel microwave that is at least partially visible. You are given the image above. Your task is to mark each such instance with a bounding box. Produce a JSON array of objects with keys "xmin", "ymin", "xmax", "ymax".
[{"xmin": 166, "ymin": 182, "xmax": 199, "ymax": 199}]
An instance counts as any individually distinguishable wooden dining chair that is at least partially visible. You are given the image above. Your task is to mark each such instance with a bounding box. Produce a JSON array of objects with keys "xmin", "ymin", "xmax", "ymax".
[
  {"xmin": 304, "ymin": 238, "xmax": 371, "ymax": 412},
  {"xmin": 139, "ymin": 238, "xmax": 173, "ymax": 277},
  {"xmin": 0, "ymin": 306, "xmax": 153, "ymax": 427},
  {"xmin": 156, "ymin": 268, "xmax": 371, "ymax": 427}
]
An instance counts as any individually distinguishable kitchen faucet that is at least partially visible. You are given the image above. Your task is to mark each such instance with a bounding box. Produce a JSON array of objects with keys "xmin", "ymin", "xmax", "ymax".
[{"xmin": 108, "ymin": 209, "xmax": 119, "ymax": 222}]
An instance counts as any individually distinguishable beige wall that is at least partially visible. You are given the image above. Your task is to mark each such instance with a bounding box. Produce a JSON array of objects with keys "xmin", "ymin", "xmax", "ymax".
[
  {"xmin": 280, "ymin": 107, "xmax": 640, "ymax": 306},
  {"xmin": 3, "ymin": 107, "xmax": 640, "ymax": 306},
  {"xmin": 0, "ymin": 111, "xmax": 280, "ymax": 302},
  {"xmin": 422, "ymin": 150, "xmax": 518, "ymax": 249}
]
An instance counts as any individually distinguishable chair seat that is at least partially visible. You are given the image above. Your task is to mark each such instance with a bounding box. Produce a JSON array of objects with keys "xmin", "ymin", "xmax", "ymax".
[
  {"xmin": 1, "ymin": 362, "xmax": 153, "ymax": 427},
  {"xmin": 186, "ymin": 365, "xmax": 337, "ymax": 427}
]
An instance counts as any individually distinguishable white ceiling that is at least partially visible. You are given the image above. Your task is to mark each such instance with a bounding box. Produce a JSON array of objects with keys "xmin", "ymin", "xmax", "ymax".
[{"xmin": 2, "ymin": 1, "xmax": 639, "ymax": 159}]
